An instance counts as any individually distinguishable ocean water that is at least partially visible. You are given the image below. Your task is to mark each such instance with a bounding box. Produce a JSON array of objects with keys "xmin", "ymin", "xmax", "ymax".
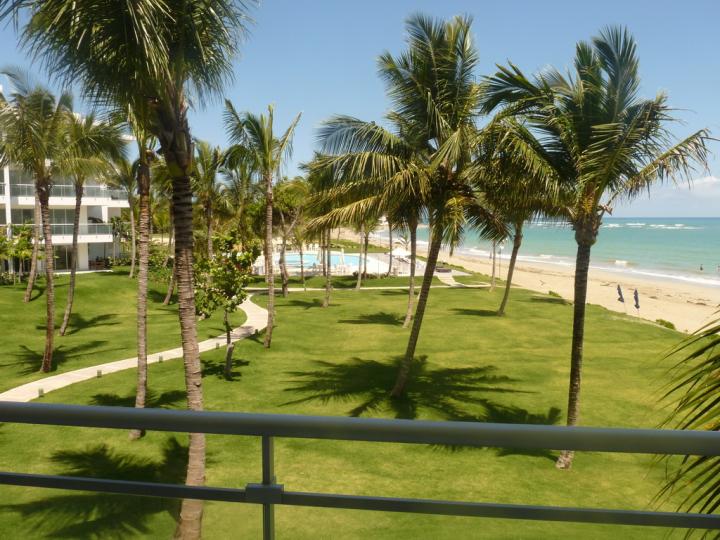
[{"xmin": 379, "ymin": 218, "xmax": 720, "ymax": 287}]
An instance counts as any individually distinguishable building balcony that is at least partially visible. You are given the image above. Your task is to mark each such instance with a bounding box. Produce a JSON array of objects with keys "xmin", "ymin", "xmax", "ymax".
[{"xmin": 8, "ymin": 184, "xmax": 129, "ymax": 207}]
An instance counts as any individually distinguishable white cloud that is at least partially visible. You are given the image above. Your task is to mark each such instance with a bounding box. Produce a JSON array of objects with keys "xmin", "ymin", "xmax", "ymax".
[{"xmin": 613, "ymin": 175, "xmax": 720, "ymax": 217}]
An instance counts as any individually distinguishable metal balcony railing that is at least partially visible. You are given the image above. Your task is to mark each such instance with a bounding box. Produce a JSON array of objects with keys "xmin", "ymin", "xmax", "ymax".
[
  {"xmin": 0, "ymin": 402, "xmax": 718, "ymax": 539},
  {"xmin": 50, "ymin": 223, "xmax": 113, "ymax": 236},
  {"xmin": 10, "ymin": 183, "xmax": 128, "ymax": 200}
]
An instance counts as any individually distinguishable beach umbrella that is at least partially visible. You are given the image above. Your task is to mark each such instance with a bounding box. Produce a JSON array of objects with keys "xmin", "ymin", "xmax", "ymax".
[
  {"xmin": 633, "ymin": 289, "xmax": 640, "ymax": 310},
  {"xmin": 616, "ymin": 285, "xmax": 624, "ymax": 303},
  {"xmin": 391, "ymin": 247, "xmax": 411, "ymax": 258}
]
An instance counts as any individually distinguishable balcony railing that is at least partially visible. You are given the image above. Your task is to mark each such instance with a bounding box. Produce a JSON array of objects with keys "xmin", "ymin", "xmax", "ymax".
[
  {"xmin": 50, "ymin": 223, "xmax": 113, "ymax": 236},
  {"xmin": 0, "ymin": 402, "xmax": 718, "ymax": 539},
  {"xmin": 10, "ymin": 183, "xmax": 128, "ymax": 200}
]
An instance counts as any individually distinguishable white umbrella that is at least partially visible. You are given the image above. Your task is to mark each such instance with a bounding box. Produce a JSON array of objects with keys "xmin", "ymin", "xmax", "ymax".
[{"xmin": 390, "ymin": 247, "xmax": 411, "ymax": 257}]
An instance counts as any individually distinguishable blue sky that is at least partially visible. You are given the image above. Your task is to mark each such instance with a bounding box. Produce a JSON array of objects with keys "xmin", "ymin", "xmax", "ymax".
[{"xmin": 1, "ymin": 0, "xmax": 718, "ymax": 216}]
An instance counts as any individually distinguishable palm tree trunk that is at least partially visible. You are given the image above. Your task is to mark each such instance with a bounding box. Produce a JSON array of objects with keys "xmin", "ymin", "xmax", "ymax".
[
  {"xmin": 38, "ymin": 183, "xmax": 54, "ymax": 373},
  {"xmin": 491, "ymin": 240, "xmax": 497, "ymax": 291},
  {"xmin": 130, "ymin": 158, "xmax": 151, "ymax": 440},
  {"xmin": 163, "ymin": 212, "xmax": 174, "ymax": 267},
  {"xmin": 556, "ymin": 236, "xmax": 593, "ymax": 470},
  {"xmin": 299, "ymin": 243, "xmax": 306, "ymax": 291},
  {"xmin": 129, "ymin": 195, "xmax": 137, "ymax": 278},
  {"xmin": 23, "ymin": 195, "xmax": 41, "ymax": 303},
  {"xmin": 497, "ymin": 223, "xmax": 523, "ymax": 316},
  {"xmin": 387, "ymin": 222, "xmax": 393, "ymax": 276},
  {"xmin": 363, "ymin": 231, "xmax": 369, "ymax": 276},
  {"xmin": 403, "ymin": 220, "xmax": 418, "ymax": 328},
  {"xmin": 223, "ymin": 310, "xmax": 235, "ymax": 379},
  {"xmin": 206, "ymin": 203, "xmax": 213, "ymax": 259},
  {"xmin": 264, "ymin": 173, "xmax": 275, "ymax": 348},
  {"xmin": 323, "ymin": 229, "xmax": 332, "ymax": 308},
  {"xmin": 163, "ymin": 264, "xmax": 176, "ymax": 305},
  {"xmin": 279, "ymin": 215, "xmax": 289, "ymax": 298},
  {"xmin": 158, "ymin": 118, "xmax": 205, "ymax": 540},
  {"xmin": 355, "ymin": 224, "xmax": 364, "ymax": 290},
  {"xmin": 60, "ymin": 184, "xmax": 83, "ymax": 335},
  {"xmin": 391, "ymin": 231, "xmax": 441, "ymax": 397}
]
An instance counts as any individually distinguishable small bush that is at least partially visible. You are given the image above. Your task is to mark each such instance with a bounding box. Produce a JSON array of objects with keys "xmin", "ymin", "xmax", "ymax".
[
  {"xmin": 655, "ymin": 319, "xmax": 676, "ymax": 330},
  {"xmin": 0, "ymin": 272, "xmax": 14, "ymax": 285}
]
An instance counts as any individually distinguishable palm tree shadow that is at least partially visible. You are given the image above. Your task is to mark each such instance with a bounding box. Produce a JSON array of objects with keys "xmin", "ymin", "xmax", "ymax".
[
  {"xmin": 89, "ymin": 389, "xmax": 187, "ymax": 408},
  {"xmin": 202, "ymin": 357, "xmax": 251, "ymax": 380},
  {"xmin": 40, "ymin": 313, "xmax": 119, "ymax": 336},
  {"xmin": 5, "ymin": 341, "xmax": 114, "ymax": 374},
  {"xmin": 286, "ymin": 298, "xmax": 323, "ymax": 310},
  {"xmin": 283, "ymin": 357, "xmax": 560, "ymax": 460},
  {"xmin": 2, "ymin": 437, "xmax": 187, "ymax": 538},
  {"xmin": 451, "ymin": 308, "xmax": 498, "ymax": 317},
  {"xmin": 339, "ymin": 311, "xmax": 403, "ymax": 326}
]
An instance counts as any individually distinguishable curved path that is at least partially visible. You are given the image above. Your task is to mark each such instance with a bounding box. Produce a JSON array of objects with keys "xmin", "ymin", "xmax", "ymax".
[{"xmin": 0, "ymin": 297, "xmax": 268, "ymax": 403}]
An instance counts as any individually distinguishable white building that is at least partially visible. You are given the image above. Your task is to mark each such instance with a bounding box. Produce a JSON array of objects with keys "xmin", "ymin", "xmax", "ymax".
[{"xmin": 1, "ymin": 165, "xmax": 129, "ymax": 271}]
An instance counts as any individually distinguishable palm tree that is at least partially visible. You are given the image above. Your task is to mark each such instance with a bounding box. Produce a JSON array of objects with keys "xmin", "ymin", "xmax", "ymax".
[
  {"xmin": 316, "ymin": 15, "xmax": 503, "ymax": 396},
  {"xmin": 482, "ymin": 26, "xmax": 710, "ymax": 469},
  {"xmin": 0, "ymin": 71, "xmax": 72, "ymax": 372},
  {"xmin": 224, "ymin": 102, "xmax": 301, "ymax": 348},
  {"xmin": 7, "ymin": 1, "xmax": 255, "ymax": 534},
  {"xmin": 59, "ymin": 112, "xmax": 126, "ymax": 336},
  {"xmin": 658, "ymin": 316, "xmax": 720, "ymax": 531},
  {"xmin": 192, "ymin": 140, "xmax": 224, "ymax": 259},
  {"xmin": 107, "ymin": 157, "xmax": 138, "ymax": 277},
  {"xmin": 275, "ymin": 176, "xmax": 309, "ymax": 297},
  {"xmin": 22, "ymin": 195, "xmax": 41, "ymax": 302}
]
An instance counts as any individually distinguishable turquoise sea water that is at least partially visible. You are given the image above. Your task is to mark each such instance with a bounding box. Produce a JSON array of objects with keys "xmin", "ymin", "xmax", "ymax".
[{"xmin": 383, "ymin": 218, "xmax": 720, "ymax": 287}]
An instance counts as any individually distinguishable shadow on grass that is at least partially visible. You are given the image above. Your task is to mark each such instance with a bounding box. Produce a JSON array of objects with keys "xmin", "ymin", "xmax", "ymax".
[
  {"xmin": 202, "ymin": 357, "xmax": 251, "ymax": 380},
  {"xmin": 451, "ymin": 308, "xmax": 498, "ymax": 317},
  {"xmin": 530, "ymin": 295, "xmax": 571, "ymax": 305},
  {"xmin": 4, "ymin": 341, "xmax": 114, "ymax": 374},
  {"xmin": 286, "ymin": 298, "xmax": 323, "ymax": 310},
  {"xmin": 2, "ymin": 437, "xmax": 186, "ymax": 538},
  {"xmin": 283, "ymin": 357, "xmax": 560, "ymax": 460},
  {"xmin": 148, "ymin": 288, "xmax": 174, "ymax": 305},
  {"xmin": 89, "ymin": 389, "xmax": 186, "ymax": 408},
  {"xmin": 45, "ymin": 313, "xmax": 119, "ymax": 336},
  {"xmin": 379, "ymin": 289, "xmax": 409, "ymax": 296},
  {"xmin": 339, "ymin": 311, "xmax": 403, "ymax": 326}
]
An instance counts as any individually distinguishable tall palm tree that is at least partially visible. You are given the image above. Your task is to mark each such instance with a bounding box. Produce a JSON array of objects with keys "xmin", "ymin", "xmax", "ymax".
[
  {"xmin": 0, "ymin": 71, "xmax": 72, "ymax": 372},
  {"xmin": 316, "ymin": 15, "xmax": 503, "ymax": 396},
  {"xmin": 6, "ymin": 1, "xmax": 255, "ymax": 535},
  {"xmin": 192, "ymin": 140, "xmax": 224, "ymax": 259},
  {"xmin": 59, "ymin": 112, "xmax": 126, "ymax": 336},
  {"xmin": 482, "ymin": 26, "xmax": 710, "ymax": 469},
  {"xmin": 224, "ymin": 102, "xmax": 301, "ymax": 348}
]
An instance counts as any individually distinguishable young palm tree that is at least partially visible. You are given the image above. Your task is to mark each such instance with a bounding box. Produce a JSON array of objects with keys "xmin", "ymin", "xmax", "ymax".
[
  {"xmin": 224, "ymin": 102, "xmax": 301, "ymax": 348},
  {"xmin": 275, "ymin": 176, "xmax": 309, "ymax": 297},
  {"xmin": 192, "ymin": 140, "xmax": 225, "ymax": 259},
  {"xmin": 107, "ymin": 158, "xmax": 138, "ymax": 278},
  {"xmin": 658, "ymin": 316, "xmax": 720, "ymax": 530},
  {"xmin": 0, "ymin": 71, "xmax": 72, "ymax": 372},
  {"xmin": 482, "ymin": 26, "xmax": 710, "ymax": 469},
  {"xmin": 5, "ymin": 1, "xmax": 255, "ymax": 534},
  {"xmin": 22, "ymin": 194, "xmax": 40, "ymax": 302},
  {"xmin": 59, "ymin": 112, "xmax": 126, "ymax": 335}
]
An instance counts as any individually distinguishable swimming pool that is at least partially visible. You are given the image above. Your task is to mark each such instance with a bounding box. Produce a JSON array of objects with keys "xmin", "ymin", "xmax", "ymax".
[{"xmin": 257, "ymin": 251, "xmax": 387, "ymax": 274}]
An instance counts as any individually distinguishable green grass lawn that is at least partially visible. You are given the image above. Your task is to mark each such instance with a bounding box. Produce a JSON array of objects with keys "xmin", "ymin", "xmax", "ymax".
[
  {"xmin": 0, "ymin": 274, "xmax": 688, "ymax": 538},
  {"xmin": 0, "ymin": 269, "xmax": 246, "ymax": 393},
  {"xmin": 248, "ymin": 274, "xmax": 441, "ymax": 289}
]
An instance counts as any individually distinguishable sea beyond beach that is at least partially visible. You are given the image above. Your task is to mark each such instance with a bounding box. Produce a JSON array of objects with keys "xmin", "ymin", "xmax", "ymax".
[{"xmin": 368, "ymin": 217, "xmax": 720, "ymax": 333}]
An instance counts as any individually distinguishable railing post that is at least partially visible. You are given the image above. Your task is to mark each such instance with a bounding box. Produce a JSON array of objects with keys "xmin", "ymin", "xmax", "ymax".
[{"xmin": 262, "ymin": 435, "xmax": 275, "ymax": 540}]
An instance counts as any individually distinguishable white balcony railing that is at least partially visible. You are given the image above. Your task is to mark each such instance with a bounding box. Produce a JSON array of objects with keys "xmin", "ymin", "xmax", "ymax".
[{"xmin": 10, "ymin": 183, "xmax": 128, "ymax": 200}]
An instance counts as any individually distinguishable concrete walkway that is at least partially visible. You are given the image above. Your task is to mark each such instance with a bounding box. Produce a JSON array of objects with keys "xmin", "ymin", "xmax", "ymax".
[{"xmin": 0, "ymin": 297, "xmax": 268, "ymax": 403}]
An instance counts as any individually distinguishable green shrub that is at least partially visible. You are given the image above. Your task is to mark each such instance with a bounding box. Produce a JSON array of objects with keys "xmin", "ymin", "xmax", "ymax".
[{"xmin": 655, "ymin": 319, "xmax": 676, "ymax": 330}]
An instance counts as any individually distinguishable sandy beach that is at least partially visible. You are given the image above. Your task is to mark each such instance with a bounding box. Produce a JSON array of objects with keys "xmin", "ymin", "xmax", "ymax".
[{"xmin": 341, "ymin": 230, "xmax": 720, "ymax": 333}]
